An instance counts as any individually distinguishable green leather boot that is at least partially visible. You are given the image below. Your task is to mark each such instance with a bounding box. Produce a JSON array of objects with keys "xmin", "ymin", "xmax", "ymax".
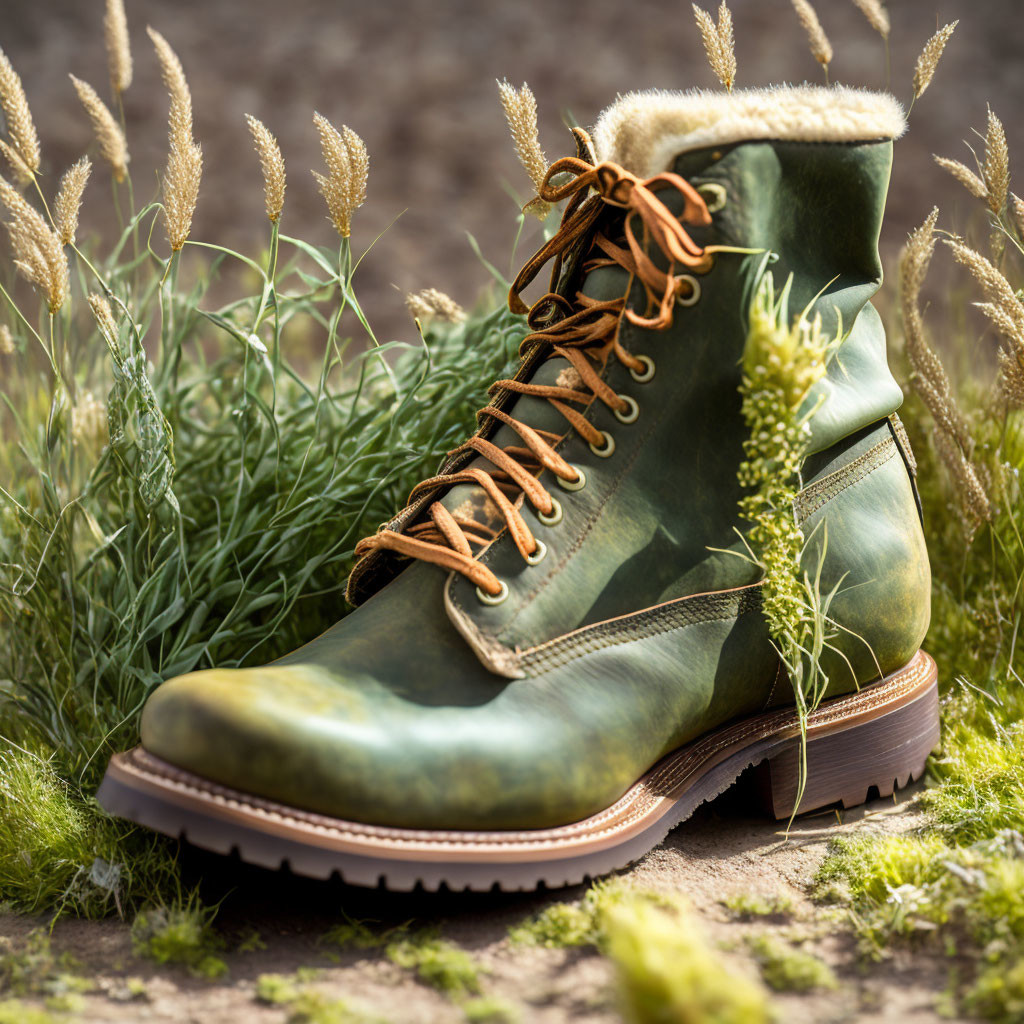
[{"xmin": 99, "ymin": 86, "xmax": 938, "ymax": 892}]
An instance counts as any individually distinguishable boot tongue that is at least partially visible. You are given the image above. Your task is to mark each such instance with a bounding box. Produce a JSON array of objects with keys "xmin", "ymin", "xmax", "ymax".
[{"xmin": 437, "ymin": 259, "xmax": 630, "ymax": 536}]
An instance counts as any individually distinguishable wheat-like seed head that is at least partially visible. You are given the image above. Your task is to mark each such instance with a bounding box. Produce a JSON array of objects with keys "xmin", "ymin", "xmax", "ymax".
[
  {"xmin": 0, "ymin": 177, "xmax": 69, "ymax": 312},
  {"xmin": 69, "ymin": 75, "xmax": 129, "ymax": 182},
  {"xmin": 692, "ymin": 3, "xmax": 737, "ymax": 92},
  {"xmin": 998, "ymin": 348, "xmax": 1024, "ymax": 408},
  {"xmin": 946, "ymin": 238, "xmax": 1024, "ymax": 328},
  {"xmin": 496, "ymin": 81, "xmax": 552, "ymax": 220},
  {"xmin": 933, "ymin": 156, "xmax": 986, "ymax": 200},
  {"xmin": 71, "ymin": 390, "xmax": 108, "ymax": 448},
  {"xmin": 0, "ymin": 323, "xmax": 13, "ymax": 355},
  {"xmin": 312, "ymin": 112, "xmax": 368, "ymax": 238},
  {"xmin": 851, "ymin": 0, "xmax": 889, "ymax": 38},
  {"xmin": 104, "ymin": 0, "xmax": 133, "ymax": 97},
  {"xmin": 913, "ymin": 22, "xmax": 958, "ymax": 100},
  {"xmin": 934, "ymin": 430, "xmax": 991, "ymax": 537},
  {"xmin": 0, "ymin": 138, "xmax": 33, "ymax": 186},
  {"xmin": 245, "ymin": 114, "xmax": 286, "ymax": 223},
  {"xmin": 1012, "ymin": 194, "xmax": 1024, "ymax": 240},
  {"xmin": 54, "ymin": 156, "xmax": 91, "ymax": 246},
  {"xmin": 406, "ymin": 288, "xmax": 466, "ymax": 324},
  {"xmin": 87, "ymin": 291, "xmax": 119, "ymax": 346},
  {"xmin": 790, "ymin": 0, "xmax": 832, "ymax": 68},
  {"xmin": 0, "ymin": 47, "xmax": 40, "ymax": 174},
  {"xmin": 982, "ymin": 108, "xmax": 1010, "ymax": 215},
  {"xmin": 148, "ymin": 28, "xmax": 202, "ymax": 251}
]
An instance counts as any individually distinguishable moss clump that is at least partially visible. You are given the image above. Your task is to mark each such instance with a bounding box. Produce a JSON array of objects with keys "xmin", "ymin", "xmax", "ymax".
[
  {"xmin": 131, "ymin": 896, "xmax": 227, "ymax": 978},
  {"xmin": 322, "ymin": 913, "xmax": 401, "ymax": 951},
  {"xmin": 0, "ymin": 931, "xmax": 91, "ymax": 1003},
  {"xmin": 744, "ymin": 935, "xmax": 837, "ymax": 992},
  {"xmin": 602, "ymin": 894, "xmax": 772, "ymax": 1024},
  {"xmin": 0, "ymin": 1001, "xmax": 65, "ymax": 1024},
  {"xmin": 965, "ymin": 956, "xmax": 1024, "ymax": 1024},
  {"xmin": 256, "ymin": 973, "xmax": 301, "ymax": 1005},
  {"xmin": 0, "ymin": 749, "xmax": 176, "ymax": 917},
  {"xmin": 461, "ymin": 996, "xmax": 521, "ymax": 1023},
  {"xmin": 509, "ymin": 880, "xmax": 678, "ymax": 949},
  {"xmin": 386, "ymin": 933, "xmax": 483, "ymax": 999},
  {"xmin": 722, "ymin": 893, "xmax": 794, "ymax": 919},
  {"xmin": 285, "ymin": 989, "xmax": 375, "ymax": 1024}
]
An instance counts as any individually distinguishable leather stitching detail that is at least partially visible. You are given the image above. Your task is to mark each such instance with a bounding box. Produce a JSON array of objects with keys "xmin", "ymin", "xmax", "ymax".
[{"xmin": 793, "ymin": 435, "xmax": 896, "ymax": 524}]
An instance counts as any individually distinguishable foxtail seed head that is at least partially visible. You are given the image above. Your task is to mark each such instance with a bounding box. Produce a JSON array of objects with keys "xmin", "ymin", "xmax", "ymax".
[
  {"xmin": 0, "ymin": 47, "xmax": 40, "ymax": 174},
  {"xmin": 245, "ymin": 114, "xmax": 286, "ymax": 223},
  {"xmin": 54, "ymin": 156, "xmax": 91, "ymax": 245},
  {"xmin": 104, "ymin": 0, "xmax": 133, "ymax": 96},
  {"xmin": 70, "ymin": 75, "xmax": 129, "ymax": 182},
  {"xmin": 312, "ymin": 112, "xmax": 367, "ymax": 239},
  {"xmin": 912, "ymin": 22, "xmax": 958, "ymax": 100},
  {"xmin": 0, "ymin": 177, "xmax": 69, "ymax": 312},
  {"xmin": 406, "ymin": 288, "xmax": 466, "ymax": 324},
  {"xmin": 692, "ymin": 3, "xmax": 737, "ymax": 91},
  {"xmin": 497, "ymin": 81, "xmax": 552, "ymax": 219},
  {"xmin": 790, "ymin": 0, "xmax": 833, "ymax": 68},
  {"xmin": 851, "ymin": 0, "xmax": 889, "ymax": 39}
]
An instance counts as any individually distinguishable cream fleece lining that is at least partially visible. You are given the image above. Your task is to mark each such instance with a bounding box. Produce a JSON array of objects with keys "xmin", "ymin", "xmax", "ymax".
[{"xmin": 592, "ymin": 85, "xmax": 907, "ymax": 177}]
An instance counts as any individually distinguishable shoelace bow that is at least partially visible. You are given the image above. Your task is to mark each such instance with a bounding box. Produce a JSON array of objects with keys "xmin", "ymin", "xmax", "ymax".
[{"xmin": 354, "ymin": 157, "xmax": 713, "ymax": 596}]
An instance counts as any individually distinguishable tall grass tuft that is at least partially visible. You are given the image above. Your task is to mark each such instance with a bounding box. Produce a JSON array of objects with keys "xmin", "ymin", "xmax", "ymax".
[{"xmin": 0, "ymin": 15, "xmax": 525, "ymax": 917}]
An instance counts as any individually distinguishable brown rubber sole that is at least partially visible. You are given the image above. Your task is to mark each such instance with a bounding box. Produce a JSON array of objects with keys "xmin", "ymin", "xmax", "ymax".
[{"xmin": 97, "ymin": 650, "xmax": 939, "ymax": 892}]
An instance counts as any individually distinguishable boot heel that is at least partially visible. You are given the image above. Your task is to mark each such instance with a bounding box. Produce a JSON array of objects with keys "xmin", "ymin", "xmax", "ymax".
[{"xmin": 755, "ymin": 655, "xmax": 940, "ymax": 819}]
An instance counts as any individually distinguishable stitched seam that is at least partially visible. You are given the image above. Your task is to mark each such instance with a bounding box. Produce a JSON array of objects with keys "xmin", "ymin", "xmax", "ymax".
[
  {"xmin": 519, "ymin": 587, "xmax": 761, "ymax": 675},
  {"xmin": 794, "ymin": 436, "xmax": 896, "ymax": 524}
]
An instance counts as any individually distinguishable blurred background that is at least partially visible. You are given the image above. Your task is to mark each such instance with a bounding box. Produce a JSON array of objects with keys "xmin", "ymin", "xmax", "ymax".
[{"xmin": 3, "ymin": 0, "xmax": 1023, "ymax": 342}]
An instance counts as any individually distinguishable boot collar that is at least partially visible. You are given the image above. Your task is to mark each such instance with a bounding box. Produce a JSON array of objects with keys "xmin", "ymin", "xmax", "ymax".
[{"xmin": 592, "ymin": 85, "xmax": 907, "ymax": 179}]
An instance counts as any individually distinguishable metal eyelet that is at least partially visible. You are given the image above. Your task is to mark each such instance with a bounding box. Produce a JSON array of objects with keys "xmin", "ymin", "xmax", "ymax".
[
  {"xmin": 697, "ymin": 182, "xmax": 727, "ymax": 212},
  {"xmin": 614, "ymin": 395, "xmax": 639, "ymax": 424},
  {"xmin": 476, "ymin": 579, "xmax": 509, "ymax": 605},
  {"xmin": 558, "ymin": 466, "xmax": 587, "ymax": 492},
  {"xmin": 677, "ymin": 274, "xmax": 701, "ymax": 307},
  {"xmin": 525, "ymin": 539, "xmax": 548, "ymax": 566},
  {"xmin": 537, "ymin": 498, "xmax": 563, "ymax": 526},
  {"xmin": 589, "ymin": 431, "xmax": 616, "ymax": 458},
  {"xmin": 629, "ymin": 355, "xmax": 655, "ymax": 383}
]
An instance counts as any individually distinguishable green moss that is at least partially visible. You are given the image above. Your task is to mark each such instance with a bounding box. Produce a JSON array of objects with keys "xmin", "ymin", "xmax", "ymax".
[
  {"xmin": 322, "ymin": 913, "xmax": 400, "ymax": 950},
  {"xmin": 0, "ymin": 749, "xmax": 177, "ymax": 916},
  {"xmin": 744, "ymin": 935, "xmax": 837, "ymax": 992},
  {"xmin": 131, "ymin": 896, "xmax": 227, "ymax": 978},
  {"xmin": 256, "ymin": 973, "xmax": 301, "ymax": 1005},
  {"xmin": 508, "ymin": 880, "xmax": 679, "ymax": 949},
  {"xmin": 0, "ymin": 931, "xmax": 91, "ymax": 1003},
  {"xmin": 386, "ymin": 933, "xmax": 483, "ymax": 999},
  {"xmin": 461, "ymin": 996, "xmax": 521, "ymax": 1023},
  {"xmin": 0, "ymin": 1000, "xmax": 65, "ymax": 1024},
  {"xmin": 602, "ymin": 894, "xmax": 772, "ymax": 1024},
  {"xmin": 722, "ymin": 893, "xmax": 794, "ymax": 919},
  {"xmin": 965, "ymin": 956, "xmax": 1024, "ymax": 1024}
]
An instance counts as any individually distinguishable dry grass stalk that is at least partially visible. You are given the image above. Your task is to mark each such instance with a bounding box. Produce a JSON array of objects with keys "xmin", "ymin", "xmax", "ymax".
[
  {"xmin": 0, "ymin": 138, "xmax": 33, "ymax": 186},
  {"xmin": 912, "ymin": 22, "xmax": 958, "ymax": 100},
  {"xmin": 245, "ymin": 115, "xmax": 286, "ymax": 223},
  {"xmin": 691, "ymin": 3, "xmax": 737, "ymax": 91},
  {"xmin": 406, "ymin": 288, "xmax": 466, "ymax": 324},
  {"xmin": 104, "ymin": 0, "xmax": 133, "ymax": 97},
  {"xmin": 148, "ymin": 28, "xmax": 202, "ymax": 251},
  {"xmin": 312, "ymin": 112, "xmax": 368, "ymax": 239},
  {"xmin": 54, "ymin": 157, "xmax": 92, "ymax": 246},
  {"xmin": 69, "ymin": 75, "xmax": 129, "ymax": 182},
  {"xmin": 899, "ymin": 209, "xmax": 990, "ymax": 533},
  {"xmin": 851, "ymin": 0, "xmax": 889, "ymax": 38},
  {"xmin": 497, "ymin": 81, "xmax": 552, "ymax": 220},
  {"xmin": 0, "ymin": 322, "xmax": 13, "ymax": 355},
  {"xmin": 982, "ymin": 108, "xmax": 1010, "ymax": 215},
  {"xmin": 933, "ymin": 156, "xmax": 987, "ymax": 201},
  {"xmin": 0, "ymin": 47, "xmax": 41, "ymax": 174},
  {"xmin": 0, "ymin": 177, "xmax": 69, "ymax": 312},
  {"xmin": 790, "ymin": 0, "xmax": 833, "ymax": 69}
]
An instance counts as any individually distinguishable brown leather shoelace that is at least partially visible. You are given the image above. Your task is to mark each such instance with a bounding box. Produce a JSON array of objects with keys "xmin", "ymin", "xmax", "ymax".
[{"xmin": 354, "ymin": 157, "xmax": 713, "ymax": 596}]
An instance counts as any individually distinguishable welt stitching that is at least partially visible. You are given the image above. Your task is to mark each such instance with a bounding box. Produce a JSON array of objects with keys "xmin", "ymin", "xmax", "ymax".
[{"xmin": 794, "ymin": 436, "xmax": 896, "ymax": 524}]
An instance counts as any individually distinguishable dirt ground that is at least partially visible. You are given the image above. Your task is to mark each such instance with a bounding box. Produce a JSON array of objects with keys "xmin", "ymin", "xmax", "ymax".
[{"xmin": 1, "ymin": 781, "xmax": 969, "ymax": 1023}]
